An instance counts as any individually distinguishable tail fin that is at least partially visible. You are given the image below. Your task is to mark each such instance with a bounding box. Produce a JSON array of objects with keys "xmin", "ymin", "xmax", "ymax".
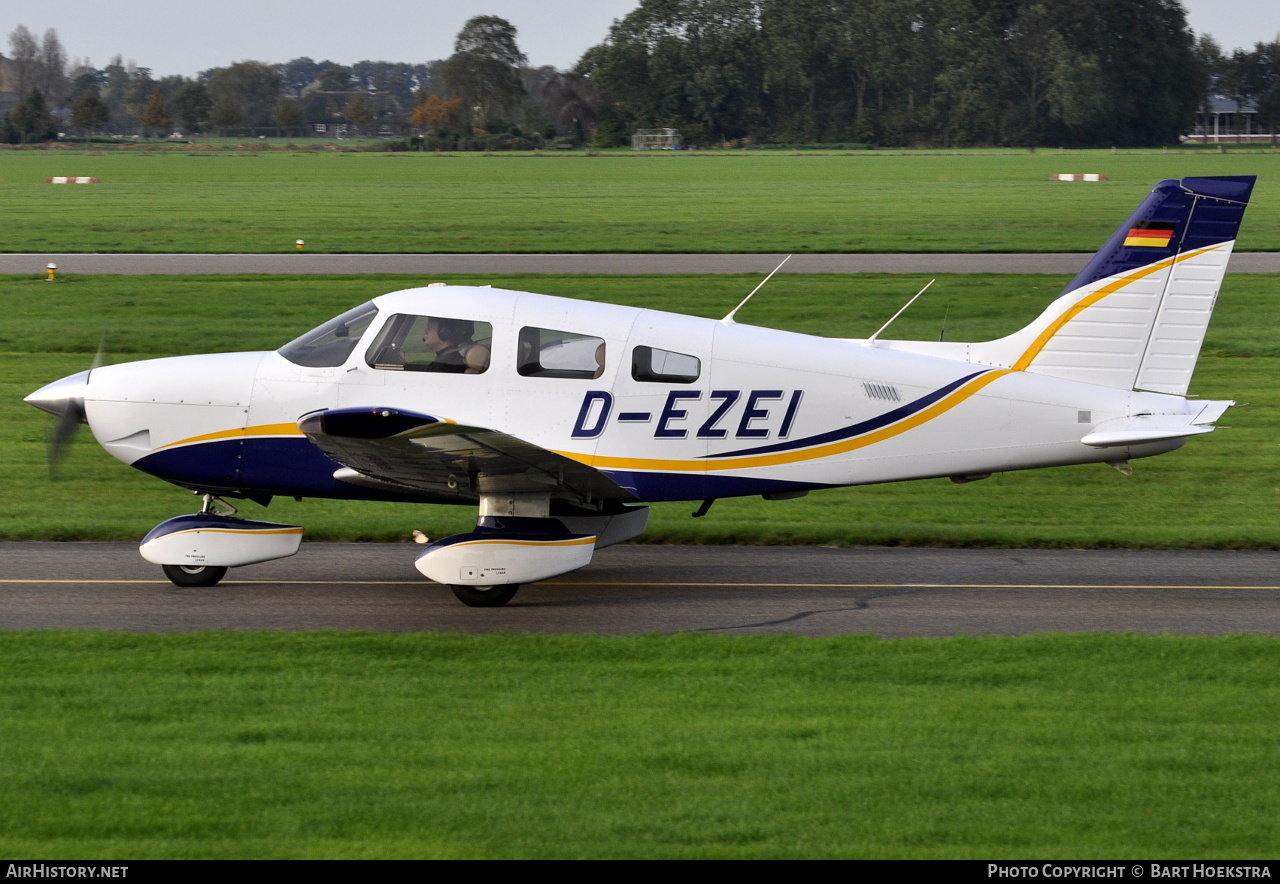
[{"xmin": 972, "ymin": 176, "xmax": 1255, "ymax": 394}]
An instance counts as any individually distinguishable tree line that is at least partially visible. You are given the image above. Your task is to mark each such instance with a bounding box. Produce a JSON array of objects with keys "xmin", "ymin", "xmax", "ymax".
[
  {"xmin": 3, "ymin": 3, "xmax": 1280, "ymax": 148},
  {"xmin": 580, "ymin": 0, "xmax": 1280, "ymax": 148}
]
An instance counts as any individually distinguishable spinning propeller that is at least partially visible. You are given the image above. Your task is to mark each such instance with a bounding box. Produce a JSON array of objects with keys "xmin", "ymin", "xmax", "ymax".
[{"xmin": 25, "ymin": 344, "xmax": 103, "ymax": 477}]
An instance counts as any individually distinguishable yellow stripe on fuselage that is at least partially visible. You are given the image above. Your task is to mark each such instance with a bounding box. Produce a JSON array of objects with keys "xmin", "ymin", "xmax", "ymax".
[
  {"xmin": 555, "ymin": 369, "xmax": 1012, "ymax": 473},
  {"xmin": 157, "ymin": 422, "xmax": 304, "ymax": 451}
]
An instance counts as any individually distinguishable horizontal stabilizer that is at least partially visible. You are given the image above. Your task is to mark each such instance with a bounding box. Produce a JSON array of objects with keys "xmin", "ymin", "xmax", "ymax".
[{"xmin": 1080, "ymin": 400, "xmax": 1233, "ymax": 448}]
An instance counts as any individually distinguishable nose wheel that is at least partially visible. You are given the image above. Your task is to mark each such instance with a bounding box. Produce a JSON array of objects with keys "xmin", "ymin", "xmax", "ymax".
[{"xmin": 162, "ymin": 564, "xmax": 229, "ymax": 587}]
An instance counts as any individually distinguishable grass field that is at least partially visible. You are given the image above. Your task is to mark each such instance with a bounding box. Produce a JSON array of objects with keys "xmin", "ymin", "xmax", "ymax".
[
  {"xmin": 3, "ymin": 148, "xmax": 1279, "ymax": 253},
  {"xmin": 2, "ymin": 631, "xmax": 1278, "ymax": 859},
  {"xmin": 4, "ymin": 272, "xmax": 1276, "ymax": 548}
]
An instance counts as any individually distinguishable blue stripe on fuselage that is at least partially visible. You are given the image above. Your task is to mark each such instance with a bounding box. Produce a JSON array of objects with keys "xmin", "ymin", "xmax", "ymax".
[{"xmin": 705, "ymin": 370, "xmax": 989, "ymax": 459}]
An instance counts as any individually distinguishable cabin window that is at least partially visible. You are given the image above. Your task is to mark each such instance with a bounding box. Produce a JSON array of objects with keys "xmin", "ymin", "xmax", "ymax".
[
  {"xmin": 631, "ymin": 346, "xmax": 700, "ymax": 383},
  {"xmin": 365, "ymin": 314, "xmax": 492, "ymax": 374},
  {"xmin": 278, "ymin": 302, "xmax": 379, "ymax": 367},
  {"xmin": 517, "ymin": 327, "xmax": 605, "ymax": 379}
]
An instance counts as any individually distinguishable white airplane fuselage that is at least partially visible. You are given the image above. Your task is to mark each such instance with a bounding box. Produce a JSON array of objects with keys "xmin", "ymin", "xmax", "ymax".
[{"xmin": 80, "ymin": 285, "xmax": 1188, "ymax": 505}]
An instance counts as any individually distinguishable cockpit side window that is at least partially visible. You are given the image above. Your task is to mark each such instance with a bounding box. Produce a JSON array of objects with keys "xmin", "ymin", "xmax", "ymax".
[
  {"xmin": 278, "ymin": 302, "xmax": 378, "ymax": 367},
  {"xmin": 632, "ymin": 346, "xmax": 700, "ymax": 383},
  {"xmin": 365, "ymin": 314, "xmax": 492, "ymax": 374},
  {"xmin": 517, "ymin": 327, "xmax": 605, "ymax": 379}
]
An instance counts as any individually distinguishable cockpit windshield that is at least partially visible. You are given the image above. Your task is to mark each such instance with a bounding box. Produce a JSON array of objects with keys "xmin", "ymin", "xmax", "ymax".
[{"xmin": 277, "ymin": 302, "xmax": 379, "ymax": 367}]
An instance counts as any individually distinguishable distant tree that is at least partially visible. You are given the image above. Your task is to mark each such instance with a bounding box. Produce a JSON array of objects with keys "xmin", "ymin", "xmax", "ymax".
[
  {"xmin": 417, "ymin": 59, "xmax": 448, "ymax": 96},
  {"xmin": 541, "ymin": 70, "xmax": 602, "ymax": 140},
  {"xmin": 344, "ymin": 93, "xmax": 375, "ymax": 132},
  {"xmin": 1258, "ymin": 85, "xmax": 1280, "ymax": 145},
  {"xmin": 442, "ymin": 15, "xmax": 528, "ymax": 124},
  {"xmin": 590, "ymin": 116, "xmax": 626, "ymax": 148},
  {"xmin": 172, "ymin": 80, "xmax": 212, "ymax": 133},
  {"xmin": 317, "ymin": 65, "xmax": 352, "ymax": 91},
  {"xmin": 37, "ymin": 28, "xmax": 68, "ymax": 108},
  {"xmin": 69, "ymin": 87, "xmax": 109, "ymax": 140},
  {"xmin": 208, "ymin": 95, "xmax": 242, "ymax": 135},
  {"xmin": 276, "ymin": 57, "xmax": 328, "ymax": 95},
  {"xmin": 7, "ymin": 89, "xmax": 58, "ymax": 142},
  {"xmin": 140, "ymin": 89, "xmax": 172, "ymax": 137},
  {"xmin": 1241, "ymin": 40, "xmax": 1280, "ymax": 143},
  {"xmin": 1192, "ymin": 34, "xmax": 1226, "ymax": 117},
  {"xmin": 274, "ymin": 98, "xmax": 304, "ymax": 135},
  {"xmin": 101, "ymin": 56, "xmax": 133, "ymax": 130},
  {"xmin": 7, "ymin": 25, "xmax": 39, "ymax": 96},
  {"xmin": 67, "ymin": 66, "xmax": 103, "ymax": 101},
  {"xmin": 412, "ymin": 94, "xmax": 464, "ymax": 131},
  {"xmin": 208, "ymin": 61, "xmax": 284, "ymax": 129},
  {"xmin": 366, "ymin": 61, "xmax": 418, "ymax": 109},
  {"xmin": 123, "ymin": 69, "xmax": 156, "ymax": 128}
]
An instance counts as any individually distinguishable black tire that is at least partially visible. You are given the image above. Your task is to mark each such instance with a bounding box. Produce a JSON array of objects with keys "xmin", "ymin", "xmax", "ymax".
[
  {"xmin": 449, "ymin": 584, "xmax": 519, "ymax": 607},
  {"xmin": 162, "ymin": 564, "xmax": 228, "ymax": 587}
]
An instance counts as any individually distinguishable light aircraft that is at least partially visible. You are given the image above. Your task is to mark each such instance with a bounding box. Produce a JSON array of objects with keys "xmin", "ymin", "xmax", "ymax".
[{"xmin": 26, "ymin": 175, "xmax": 1255, "ymax": 607}]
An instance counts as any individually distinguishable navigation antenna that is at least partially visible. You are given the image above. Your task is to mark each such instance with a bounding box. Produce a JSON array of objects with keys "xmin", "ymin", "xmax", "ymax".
[
  {"xmin": 722, "ymin": 254, "xmax": 792, "ymax": 323},
  {"xmin": 865, "ymin": 278, "xmax": 935, "ymax": 346}
]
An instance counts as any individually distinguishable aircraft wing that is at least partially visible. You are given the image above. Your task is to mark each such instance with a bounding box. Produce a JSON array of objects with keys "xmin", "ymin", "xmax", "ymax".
[{"xmin": 298, "ymin": 407, "xmax": 630, "ymax": 501}]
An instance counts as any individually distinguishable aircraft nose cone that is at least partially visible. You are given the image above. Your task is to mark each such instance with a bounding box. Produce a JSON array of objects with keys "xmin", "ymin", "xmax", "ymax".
[{"xmin": 24, "ymin": 370, "xmax": 91, "ymax": 422}]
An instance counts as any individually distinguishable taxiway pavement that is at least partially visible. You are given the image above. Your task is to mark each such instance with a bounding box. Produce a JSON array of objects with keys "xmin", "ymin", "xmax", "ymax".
[{"xmin": 3, "ymin": 542, "xmax": 1278, "ymax": 637}]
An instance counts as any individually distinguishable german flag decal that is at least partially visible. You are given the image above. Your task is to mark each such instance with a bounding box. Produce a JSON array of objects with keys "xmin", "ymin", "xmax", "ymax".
[{"xmin": 1123, "ymin": 221, "xmax": 1177, "ymax": 248}]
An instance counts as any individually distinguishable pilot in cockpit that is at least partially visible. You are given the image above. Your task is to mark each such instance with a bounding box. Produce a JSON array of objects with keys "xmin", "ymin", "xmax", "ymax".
[{"xmin": 423, "ymin": 317, "xmax": 489, "ymax": 373}]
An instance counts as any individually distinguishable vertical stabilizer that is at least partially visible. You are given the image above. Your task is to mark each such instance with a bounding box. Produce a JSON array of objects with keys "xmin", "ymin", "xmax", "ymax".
[{"xmin": 971, "ymin": 176, "xmax": 1255, "ymax": 393}]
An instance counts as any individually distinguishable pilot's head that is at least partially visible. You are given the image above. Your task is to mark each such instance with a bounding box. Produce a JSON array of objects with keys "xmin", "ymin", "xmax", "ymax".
[{"xmin": 424, "ymin": 317, "xmax": 474, "ymax": 349}]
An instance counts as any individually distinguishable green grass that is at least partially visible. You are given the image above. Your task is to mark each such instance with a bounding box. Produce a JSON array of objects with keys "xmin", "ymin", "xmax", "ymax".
[
  {"xmin": 4, "ymin": 272, "xmax": 1276, "ymax": 547},
  {"xmin": 3, "ymin": 149, "xmax": 1280, "ymax": 253},
  {"xmin": 1, "ymin": 631, "xmax": 1278, "ymax": 859}
]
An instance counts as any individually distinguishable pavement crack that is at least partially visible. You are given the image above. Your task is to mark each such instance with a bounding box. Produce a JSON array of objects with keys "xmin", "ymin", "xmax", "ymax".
[{"xmin": 696, "ymin": 585, "xmax": 924, "ymax": 632}]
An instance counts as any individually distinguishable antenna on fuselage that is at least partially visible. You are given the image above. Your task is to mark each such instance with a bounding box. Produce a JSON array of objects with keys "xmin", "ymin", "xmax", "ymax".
[
  {"xmin": 722, "ymin": 254, "xmax": 792, "ymax": 324},
  {"xmin": 865, "ymin": 278, "xmax": 935, "ymax": 346}
]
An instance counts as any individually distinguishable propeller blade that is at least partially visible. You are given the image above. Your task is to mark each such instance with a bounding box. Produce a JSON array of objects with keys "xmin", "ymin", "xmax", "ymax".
[
  {"xmin": 48, "ymin": 399, "xmax": 87, "ymax": 477},
  {"xmin": 26, "ymin": 360, "xmax": 99, "ymax": 479}
]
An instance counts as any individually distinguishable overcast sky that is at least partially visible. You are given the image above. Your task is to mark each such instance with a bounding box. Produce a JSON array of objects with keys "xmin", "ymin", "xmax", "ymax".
[{"xmin": 2, "ymin": 0, "xmax": 1277, "ymax": 78}]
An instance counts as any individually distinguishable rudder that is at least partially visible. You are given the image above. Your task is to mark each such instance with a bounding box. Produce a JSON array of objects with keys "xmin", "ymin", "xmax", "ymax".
[{"xmin": 972, "ymin": 176, "xmax": 1255, "ymax": 394}]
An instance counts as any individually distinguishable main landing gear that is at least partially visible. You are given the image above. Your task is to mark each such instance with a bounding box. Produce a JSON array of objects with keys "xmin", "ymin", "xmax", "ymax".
[{"xmin": 162, "ymin": 563, "xmax": 229, "ymax": 587}]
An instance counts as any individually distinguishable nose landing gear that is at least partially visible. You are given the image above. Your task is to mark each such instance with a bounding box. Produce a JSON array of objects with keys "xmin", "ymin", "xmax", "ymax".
[{"xmin": 142, "ymin": 494, "xmax": 304, "ymax": 588}]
